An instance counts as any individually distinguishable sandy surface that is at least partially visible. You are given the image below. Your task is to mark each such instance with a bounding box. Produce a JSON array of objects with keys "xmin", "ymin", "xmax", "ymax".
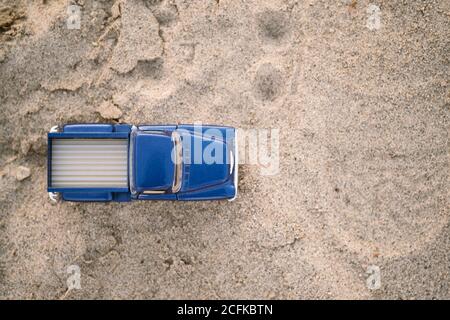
[{"xmin": 0, "ymin": 0, "xmax": 448, "ymax": 299}]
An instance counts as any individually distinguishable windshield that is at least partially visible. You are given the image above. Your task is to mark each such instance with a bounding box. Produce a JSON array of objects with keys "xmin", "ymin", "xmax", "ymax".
[{"xmin": 172, "ymin": 131, "xmax": 183, "ymax": 193}]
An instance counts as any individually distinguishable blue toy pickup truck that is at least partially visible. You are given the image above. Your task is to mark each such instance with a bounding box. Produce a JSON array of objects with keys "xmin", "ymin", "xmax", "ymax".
[{"xmin": 47, "ymin": 124, "xmax": 238, "ymax": 202}]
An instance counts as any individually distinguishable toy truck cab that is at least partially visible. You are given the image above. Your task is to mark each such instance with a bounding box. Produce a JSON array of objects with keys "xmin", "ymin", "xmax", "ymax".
[{"xmin": 48, "ymin": 124, "xmax": 238, "ymax": 202}]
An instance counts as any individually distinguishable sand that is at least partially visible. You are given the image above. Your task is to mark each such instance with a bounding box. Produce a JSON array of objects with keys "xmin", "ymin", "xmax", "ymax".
[{"xmin": 0, "ymin": 0, "xmax": 448, "ymax": 299}]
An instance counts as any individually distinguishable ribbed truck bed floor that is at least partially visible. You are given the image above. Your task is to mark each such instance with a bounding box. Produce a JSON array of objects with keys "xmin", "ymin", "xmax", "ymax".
[{"xmin": 50, "ymin": 139, "xmax": 128, "ymax": 188}]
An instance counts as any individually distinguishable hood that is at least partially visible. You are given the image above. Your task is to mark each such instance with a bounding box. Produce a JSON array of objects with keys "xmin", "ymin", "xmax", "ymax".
[{"xmin": 180, "ymin": 133, "xmax": 231, "ymax": 192}]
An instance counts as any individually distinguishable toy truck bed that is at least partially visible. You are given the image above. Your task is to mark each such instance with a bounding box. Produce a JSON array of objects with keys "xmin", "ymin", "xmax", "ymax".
[{"xmin": 50, "ymin": 139, "xmax": 128, "ymax": 188}]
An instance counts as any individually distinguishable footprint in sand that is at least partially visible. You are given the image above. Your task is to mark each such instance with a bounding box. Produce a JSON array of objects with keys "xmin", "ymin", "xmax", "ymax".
[
  {"xmin": 252, "ymin": 62, "xmax": 285, "ymax": 102},
  {"xmin": 257, "ymin": 10, "xmax": 291, "ymax": 43}
]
